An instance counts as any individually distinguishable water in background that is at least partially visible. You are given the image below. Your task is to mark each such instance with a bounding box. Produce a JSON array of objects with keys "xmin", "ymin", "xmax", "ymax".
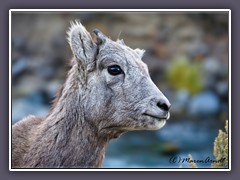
[{"xmin": 104, "ymin": 119, "xmax": 223, "ymax": 168}]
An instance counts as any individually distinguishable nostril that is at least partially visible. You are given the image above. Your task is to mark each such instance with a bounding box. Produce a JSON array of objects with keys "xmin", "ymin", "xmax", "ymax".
[{"xmin": 157, "ymin": 102, "xmax": 171, "ymax": 111}]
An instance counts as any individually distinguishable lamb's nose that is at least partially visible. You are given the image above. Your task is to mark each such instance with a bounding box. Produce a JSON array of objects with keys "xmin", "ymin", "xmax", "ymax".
[{"xmin": 157, "ymin": 101, "xmax": 171, "ymax": 112}]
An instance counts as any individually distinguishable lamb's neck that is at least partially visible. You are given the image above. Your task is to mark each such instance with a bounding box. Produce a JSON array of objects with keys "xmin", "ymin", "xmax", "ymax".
[
  {"xmin": 43, "ymin": 105, "xmax": 108, "ymax": 168},
  {"xmin": 41, "ymin": 83, "xmax": 108, "ymax": 167}
]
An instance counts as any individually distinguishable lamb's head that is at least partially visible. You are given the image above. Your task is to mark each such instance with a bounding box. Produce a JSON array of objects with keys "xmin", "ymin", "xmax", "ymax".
[{"xmin": 67, "ymin": 21, "xmax": 171, "ymax": 136}]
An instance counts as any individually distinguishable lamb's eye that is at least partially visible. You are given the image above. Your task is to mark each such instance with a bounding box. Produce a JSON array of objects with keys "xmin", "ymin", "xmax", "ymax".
[{"xmin": 107, "ymin": 65, "xmax": 123, "ymax": 76}]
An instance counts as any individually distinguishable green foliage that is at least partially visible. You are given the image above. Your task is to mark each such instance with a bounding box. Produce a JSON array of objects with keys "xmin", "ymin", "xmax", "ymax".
[{"xmin": 167, "ymin": 56, "xmax": 203, "ymax": 95}]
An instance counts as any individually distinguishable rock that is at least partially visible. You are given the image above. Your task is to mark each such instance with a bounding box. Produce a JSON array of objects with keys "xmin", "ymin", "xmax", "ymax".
[
  {"xmin": 35, "ymin": 65, "xmax": 55, "ymax": 80},
  {"xmin": 28, "ymin": 58, "xmax": 56, "ymax": 80},
  {"xmin": 12, "ymin": 37, "xmax": 26, "ymax": 52},
  {"xmin": 44, "ymin": 80, "xmax": 62, "ymax": 99},
  {"xmin": 12, "ymin": 89, "xmax": 52, "ymax": 124},
  {"xmin": 188, "ymin": 91, "xmax": 220, "ymax": 117},
  {"xmin": 189, "ymin": 40, "xmax": 209, "ymax": 58},
  {"xmin": 25, "ymin": 90, "xmax": 51, "ymax": 105},
  {"xmin": 170, "ymin": 90, "xmax": 189, "ymax": 116},
  {"xmin": 142, "ymin": 54, "xmax": 167, "ymax": 83},
  {"xmin": 12, "ymin": 57, "xmax": 28, "ymax": 78},
  {"xmin": 51, "ymin": 35, "xmax": 65, "ymax": 50},
  {"xmin": 161, "ymin": 143, "xmax": 180, "ymax": 156},
  {"xmin": 203, "ymin": 57, "xmax": 221, "ymax": 76},
  {"xmin": 215, "ymin": 81, "xmax": 228, "ymax": 98},
  {"xmin": 12, "ymin": 98, "xmax": 49, "ymax": 124}
]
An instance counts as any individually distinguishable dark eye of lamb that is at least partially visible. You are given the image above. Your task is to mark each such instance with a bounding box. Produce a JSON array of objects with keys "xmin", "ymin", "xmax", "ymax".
[{"xmin": 107, "ymin": 65, "xmax": 123, "ymax": 76}]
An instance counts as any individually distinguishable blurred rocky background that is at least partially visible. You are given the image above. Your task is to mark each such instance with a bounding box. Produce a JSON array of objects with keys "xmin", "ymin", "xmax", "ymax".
[{"xmin": 11, "ymin": 12, "xmax": 229, "ymax": 168}]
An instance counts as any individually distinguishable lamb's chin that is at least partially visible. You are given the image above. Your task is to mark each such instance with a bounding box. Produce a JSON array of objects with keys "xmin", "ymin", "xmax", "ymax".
[
  {"xmin": 152, "ymin": 119, "xmax": 167, "ymax": 130},
  {"xmin": 130, "ymin": 119, "xmax": 167, "ymax": 131}
]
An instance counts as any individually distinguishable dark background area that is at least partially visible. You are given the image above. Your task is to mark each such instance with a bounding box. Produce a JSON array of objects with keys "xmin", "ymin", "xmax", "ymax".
[
  {"xmin": 11, "ymin": 11, "xmax": 229, "ymax": 168},
  {"xmin": 0, "ymin": 0, "xmax": 239, "ymax": 179}
]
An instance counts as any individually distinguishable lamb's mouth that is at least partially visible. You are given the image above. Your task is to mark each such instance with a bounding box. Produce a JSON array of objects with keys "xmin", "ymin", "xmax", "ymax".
[
  {"xmin": 142, "ymin": 112, "xmax": 170, "ymax": 121},
  {"xmin": 101, "ymin": 113, "xmax": 170, "ymax": 132}
]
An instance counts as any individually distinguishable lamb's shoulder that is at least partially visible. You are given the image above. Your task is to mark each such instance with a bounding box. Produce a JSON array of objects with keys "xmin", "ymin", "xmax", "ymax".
[
  {"xmin": 12, "ymin": 115, "xmax": 44, "ymax": 167},
  {"xmin": 13, "ymin": 115, "xmax": 44, "ymax": 135}
]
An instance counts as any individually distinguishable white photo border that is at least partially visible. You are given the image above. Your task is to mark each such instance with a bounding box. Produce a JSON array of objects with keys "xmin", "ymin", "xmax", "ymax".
[{"xmin": 9, "ymin": 9, "xmax": 231, "ymax": 171}]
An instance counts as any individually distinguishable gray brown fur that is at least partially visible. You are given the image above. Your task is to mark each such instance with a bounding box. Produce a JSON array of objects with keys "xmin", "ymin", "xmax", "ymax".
[{"xmin": 12, "ymin": 21, "xmax": 171, "ymax": 168}]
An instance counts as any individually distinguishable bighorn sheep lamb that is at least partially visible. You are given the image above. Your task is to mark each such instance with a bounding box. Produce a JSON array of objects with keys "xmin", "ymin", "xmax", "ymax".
[{"xmin": 12, "ymin": 21, "xmax": 171, "ymax": 168}]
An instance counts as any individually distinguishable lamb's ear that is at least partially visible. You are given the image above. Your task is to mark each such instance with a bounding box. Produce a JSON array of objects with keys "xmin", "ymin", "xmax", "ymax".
[
  {"xmin": 67, "ymin": 21, "xmax": 97, "ymax": 65},
  {"xmin": 116, "ymin": 39, "xmax": 126, "ymax": 45},
  {"xmin": 93, "ymin": 29, "xmax": 108, "ymax": 46},
  {"xmin": 134, "ymin": 48, "xmax": 145, "ymax": 58}
]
